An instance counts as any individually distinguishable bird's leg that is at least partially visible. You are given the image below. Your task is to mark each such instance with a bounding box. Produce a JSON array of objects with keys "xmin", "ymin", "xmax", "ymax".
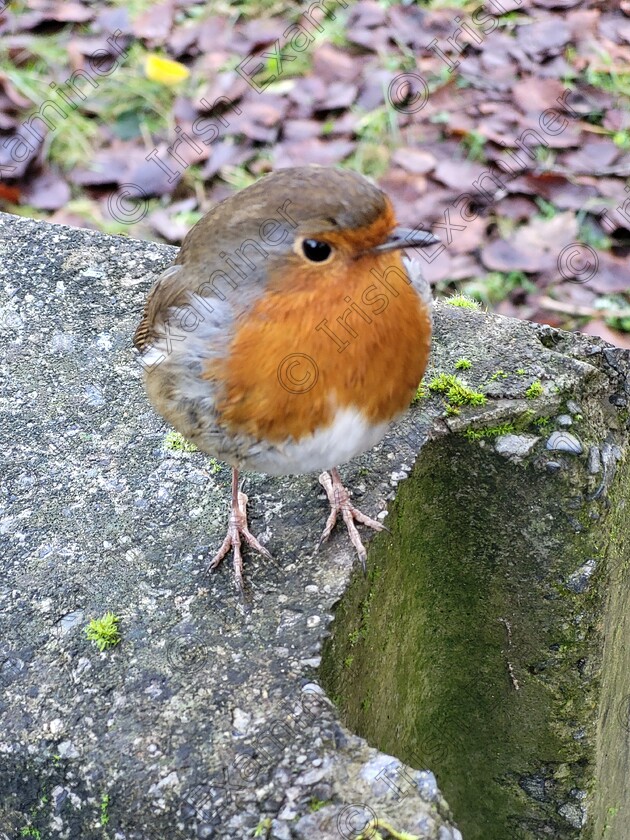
[
  {"xmin": 207, "ymin": 467, "xmax": 271, "ymax": 593},
  {"xmin": 318, "ymin": 467, "xmax": 385, "ymax": 571}
]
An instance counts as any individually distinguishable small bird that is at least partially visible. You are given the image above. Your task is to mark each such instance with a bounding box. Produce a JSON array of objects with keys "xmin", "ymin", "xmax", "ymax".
[{"xmin": 134, "ymin": 165, "xmax": 436, "ymax": 593}]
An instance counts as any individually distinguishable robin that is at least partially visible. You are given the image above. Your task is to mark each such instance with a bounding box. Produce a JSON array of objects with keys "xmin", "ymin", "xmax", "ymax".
[{"xmin": 134, "ymin": 165, "xmax": 437, "ymax": 594}]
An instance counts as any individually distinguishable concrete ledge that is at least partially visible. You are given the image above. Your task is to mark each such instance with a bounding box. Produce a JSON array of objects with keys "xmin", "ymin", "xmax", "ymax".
[{"xmin": 0, "ymin": 212, "xmax": 628, "ymax": 840}]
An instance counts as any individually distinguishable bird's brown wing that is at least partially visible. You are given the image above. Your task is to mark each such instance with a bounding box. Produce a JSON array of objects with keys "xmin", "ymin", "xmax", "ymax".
[{"xmin": 133, "ymin": 263, "xmax": 190, "ymax": 351}]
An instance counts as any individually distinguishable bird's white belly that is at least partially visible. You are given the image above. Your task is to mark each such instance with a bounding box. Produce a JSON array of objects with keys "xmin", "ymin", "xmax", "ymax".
[{"xmin": 242, "ymin": 406, "xmax": 390, "ymax": 476}]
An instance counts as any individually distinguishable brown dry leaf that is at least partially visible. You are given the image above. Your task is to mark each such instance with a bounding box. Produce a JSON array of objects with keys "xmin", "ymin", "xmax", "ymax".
[
  {"xmin": 603, "ymin": 109, "xmax": 630, "ymax": 132},
  {"xmin": 391, "ymin": 148, "xmax": 436, "ymax": 175},
  {"xmin": 148, "ymin": 197, "xmax": 198, "ymax": 243},
  {"xmin": 272, "ymin": 138, "xmax": 355, "ymax": 169},
  {"xmin": 0, "ymin": 183, "xmax": 20, "ymax": 202},
  {"xmin": 194, "ymin": 72, "xmax": 249, "ymax": 111},
  {"xmin": 533, "ymin": 0, "xmax": 583, "ymax": 8},
  {"xmin": 0, "ymin": 126, "xmax": 42, "ymax": 178},
  {"xmin": 378, "ymin": 168, "xmax": 427, "ymax": 208},
  {"xmin": 578, "ymin": 320, "xmax": 630, "ymax": 349},
  {"xmin": 448, "ymin": 216, "xmax": 487, "ymax": 256},
  {"xmin": 283, "ymin": 119, "xmax": 321, "ymax": 141},
  {"xmin": 312, "ymin": 44, "xmax": 363, "ymax": 84},
  {"xmin": 433, "ymin": 159, "xmax": 485, "ymax": 191},
  {"xmin": 22, "ymin": 169, "xmax": 70, "ymax": 210},
  {"xmin": 587, "ymin": 251, "xmax": 630, "ymax": 294},
  {"xmin": 599, "ymin": 15, "xmax": 630, "ymax": 46},
  {"xmin": 49, "ymin": 2, "xmax": 94, "ymax": 23},
  {"xmin": 512, "ymin": 77, "xmax": 566, "ymax": 115},
  {"xmin": 507, "ymin": 174, "xmax": 599, "ymax": 211},
  {"xmin": 517, "ymin": 19, "xmax": 572, "ymax": 60},
  {"xmin": 481, "ymin": 239, "xmax": 545, "ymax": 273},
  {"xmin": 133, "ymin": 1, "xmax": 175, "ymax": 43},
  {"xmin": 202, "ymin": 142, "xmax": 253, "ymax": 180},
  {"xmin": 228, "ymin": 99, "xmax": 285, "ymax": 143},
  {"xmin": 482, "ymin": 212, "xmax": 579, "ymax": 274},
  {"xmin": 561, "ymin": 140, "xmax": 620, "ymax": 172},
  {"xmin": 196, "ymin": 17, "xmax": 231, "ymax": 53},
  {"xmin": 308, "ymin": 81, "xmax": 356, "ymax": 112}
]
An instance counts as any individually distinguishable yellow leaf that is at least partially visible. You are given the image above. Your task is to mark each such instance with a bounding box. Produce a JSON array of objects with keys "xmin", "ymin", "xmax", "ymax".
[{"xmin": 144, "ymin": 54, "xmax": 190, "ymax": 85}]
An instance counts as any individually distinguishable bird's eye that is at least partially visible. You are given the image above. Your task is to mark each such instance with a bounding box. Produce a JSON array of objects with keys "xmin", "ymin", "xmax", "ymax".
[{"xmin": 302, "ymin": 239, "xmax": 332, "ymax": 262}]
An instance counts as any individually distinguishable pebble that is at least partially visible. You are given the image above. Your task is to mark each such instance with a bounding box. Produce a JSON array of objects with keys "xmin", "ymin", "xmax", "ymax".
[{"xmin": 546, "ymin": 431, "xmax": 583, "ymax": 455}]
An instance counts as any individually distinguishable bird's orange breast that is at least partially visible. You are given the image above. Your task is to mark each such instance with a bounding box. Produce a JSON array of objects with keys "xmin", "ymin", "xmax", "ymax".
[{"xmin": 205, "ymin": 250, "xmax": 431, "ymax": 444}]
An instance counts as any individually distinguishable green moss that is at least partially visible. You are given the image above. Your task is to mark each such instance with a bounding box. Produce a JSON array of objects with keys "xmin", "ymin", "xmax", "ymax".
[
  {"xmin": 253, "ymin": 817, "xmax": 272, "ymax": 837},
  {"xmin": 359, "ymin": 820, "xmax": 423, "ymax": 839},
  {"xmin": 321, "ymin": 434, "xmax": 607, "ymax": 840},
  {"xmin": 444, "ymin": 293, "xmax": 481, "ymax": 310},
  {"xmin": 85, "ymin": 612, "xmax": 121, "ymax": 652},
  {"xmin": 517, "ymin": 368, "xmax": 526, "ymax": 375},
  {"xmin": 464, "ymin": 422, "xmax": 515, "ymax": 442},
  {"xmin": 455, "ymin": 358, "xmax": 472, "ymax": 371},
  {"xmin": 164, "ymin": 430, "xmax": 198, "ymax": 452},
  {"xmin": 413, "ymin": 381, "xmax": 428, "ymax": 403},
  {"xmin": 488, "ymin": 370, "xmax": 508, "ymax": 382},
  {"xmin": 308, "ymin": 798, "xmax": 330, "ymax": 812},
  {"xmin": 428, "ymin": 373, "xmax": 487, "ymax": 408},
  {"xmin": 525, "ymin": 380, "xmax": 544, "ymax": 399},
  {"xmin": 20, "ymin": 829, "xmax": 41, "ymax": 839},
  {"xmin": 100, "ymin": 793, "xmax": 110, "ymax": 827}
]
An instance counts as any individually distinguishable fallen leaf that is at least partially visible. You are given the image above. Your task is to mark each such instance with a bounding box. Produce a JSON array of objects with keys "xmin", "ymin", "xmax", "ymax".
[
  {"xmin": 578, "ymin": 319, "xmax": 630, "ymax": 349},
  {"xmin": 272, "ymin": 138, "xmax": 355, "ymax": 168},
  {"xmin": 391, "ymin": 148, "xmax": 436, "ymax": 175},
  {"xmin": 134, "ymin": 1, "xmax": 174, "ymax": 42},
  {"xmin": 22, "ymin": 169, "xmax": 70, "ymax": 210},
  {"xmin": 144, "ymin": 54, "xmax": 190, "ymax": 85}
]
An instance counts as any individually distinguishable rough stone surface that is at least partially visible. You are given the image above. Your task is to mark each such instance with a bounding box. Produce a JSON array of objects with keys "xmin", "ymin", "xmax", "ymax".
[
  {"xmin": 1, "ymin": 212, "xmax": 629, "ymax": 840},
  {"xmin": 0, "ymin": 213, "xmax": 457, "ymax": 840}
]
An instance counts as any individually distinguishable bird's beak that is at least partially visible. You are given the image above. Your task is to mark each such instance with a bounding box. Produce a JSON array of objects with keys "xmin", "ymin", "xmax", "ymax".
[{"xmin": 372, "ymin": 226, "xmax": 440, "ymax": 253}]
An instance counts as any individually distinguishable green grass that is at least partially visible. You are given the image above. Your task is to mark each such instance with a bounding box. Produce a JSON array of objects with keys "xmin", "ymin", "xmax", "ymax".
[
  {"xmin": 345, "ymin": 104, "xmax": 400, "ymax": 177},
  {"xmin": 0, "ymin": 39, "xmax": 188, "ymax": 169},
  {"xmin": 460, "ymin": 271, "xmax": 534, "ymax": 307},
  {"xmin": 461, "ymin": 131, "xmax": 487, "ymax": 162}
]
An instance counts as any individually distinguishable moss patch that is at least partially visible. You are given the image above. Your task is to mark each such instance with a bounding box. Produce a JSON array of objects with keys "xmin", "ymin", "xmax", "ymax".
[
  {"xmin": 428, "ymin": 373, "xmax": 487, "ymax": 408},
  {"xmin": 525, "ymin": 380, "xmax": 544, "ymax": 399},
  {"xmin": 85, "ymin": 612, "xmax": 121, "ymax": 651},
  {"xmin": 444, "ymin": 294, "xmax": 481, "ymax": 310},
  {"xmin": 321, "ymin": 435, "xmax": 610, "ymax": 840}
]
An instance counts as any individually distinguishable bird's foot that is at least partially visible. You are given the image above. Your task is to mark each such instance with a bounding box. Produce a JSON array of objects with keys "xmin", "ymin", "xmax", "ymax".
[
  {"xmin": 318, "ymin": 469, "xmax": 385, "ymax": 571},
  {"xmin": 207, "ymin": 490, "xmax": 271, "ymax": 594}
]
